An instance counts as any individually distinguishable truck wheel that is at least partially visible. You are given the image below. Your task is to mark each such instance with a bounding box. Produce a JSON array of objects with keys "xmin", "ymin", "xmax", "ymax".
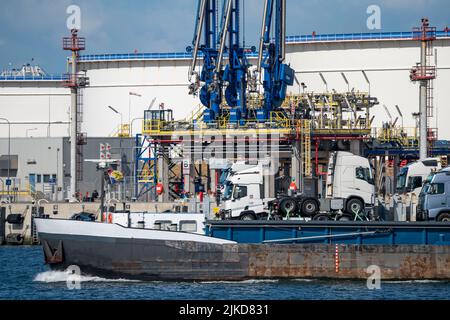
[
  {"xmin": 270, "ymin": 214, "xmax": 282, "ymax": 221},
  {"xmin": 313, "ymin": 213, "xmax": 330, "ymax": 221},
  {"xmin": 257, "ymin": 212, "xmax": 269, "ymax": 220},
  {"xmin": 301, "ymin": 199, "xmax": 319, "ymax": 217},
  {"xmin": 240, "ymin": 212, "xmax": 256, "ymax": 221},
  {"xmin": 280, "ymin": 198, "xmax": 297, "ymax": 216},
  {"xmin": 346, "ymin": 199, "xmax": 364, "ymax": 215},
  {"xmin": 437, "ymin": 213, "xmax": 450, "ymax": 222},
  {"xmin": 338, "ymin": 213, "xmax": 353, "ymax": 221}
]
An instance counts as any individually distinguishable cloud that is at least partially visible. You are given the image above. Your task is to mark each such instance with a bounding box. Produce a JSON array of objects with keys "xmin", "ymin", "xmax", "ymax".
[
  {"xmin": 0, "ymin": 0, "xmax": 71, "ymax": 31},
  {"xmin": 380, "ymin": 0, "xmax": 437, "ymax": 9},
  {"xmin": 0, "ymin": 0, "xmax": 448, "ymax": 73}
]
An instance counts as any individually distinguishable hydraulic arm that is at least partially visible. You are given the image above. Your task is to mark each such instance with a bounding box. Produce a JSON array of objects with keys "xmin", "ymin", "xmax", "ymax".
[
  {"xmin": 188, "ymin": 0, "xmax": 250, "ymax": 125},
  {"xmin": 257, "ymin": 0, "xmax": 295, "ymax": 121},
  {"xmin": 189, "ymin": 0, "xmax": 222, "ymax": 124}
]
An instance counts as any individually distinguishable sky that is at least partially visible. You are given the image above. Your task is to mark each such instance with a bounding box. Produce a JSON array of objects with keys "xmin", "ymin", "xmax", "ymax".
[{"xmin": 0, "ymin": 0, "xmax": 449, "ymax": 74}]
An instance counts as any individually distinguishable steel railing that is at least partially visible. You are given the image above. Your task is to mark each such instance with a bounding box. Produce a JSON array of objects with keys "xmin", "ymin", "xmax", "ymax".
[
  {"xmin": 75, "ymin": 31, "xmax": 450, "ymax": 62},
  {"xmin": 0, "ymin": 74, "xmax": 68, "ymax": 81}
]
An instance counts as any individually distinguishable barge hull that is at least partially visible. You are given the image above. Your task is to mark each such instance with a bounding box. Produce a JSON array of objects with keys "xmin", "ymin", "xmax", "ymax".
[{"xmin": 40, "ymin": 232, "xmax": 450, "ymax": 281}]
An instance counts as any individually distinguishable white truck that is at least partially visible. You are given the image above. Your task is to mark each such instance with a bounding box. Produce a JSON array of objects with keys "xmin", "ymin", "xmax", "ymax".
[
  {"xmin": 219, "ymin": 151, "xmax": 375, "ymax": 220},
  {"xmin": 396, "ymin": 158, "xmax": 442, "ymax": 198},
  {"xmin": 218, "ymin": 161, "xmax": 260, "ymax": 191},
  {"xmin": 324, "ymin": 151, "xmax": 375, "ymax": 215},
  {"xmin": 220, "ymin": 164, "xmax": 270, "ymax": 220},
  {"xmin": 394, "ymin": 158, "xmax": 442, "ymax": 221}
]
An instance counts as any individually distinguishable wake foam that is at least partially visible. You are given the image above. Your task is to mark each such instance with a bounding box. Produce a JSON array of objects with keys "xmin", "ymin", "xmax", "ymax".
[
  {"xmin": 292, "ymin": 279, "xmax": 315, "ymax": 282},
  {"xmin": 384, "ymin": 280, "xmax": 446, "ymax": 284},
  {"xmin": 200, "ymin": 279, "xmax": 279, "ymax": 284},
  {"xmin": 33, "ymin": 270, "xmax": 140, "ymax": 283}
]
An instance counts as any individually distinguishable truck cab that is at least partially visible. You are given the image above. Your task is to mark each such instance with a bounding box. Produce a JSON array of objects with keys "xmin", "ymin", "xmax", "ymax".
[
  {"xmin": 396, "ymin": 158, "xmax": 442, "ymax": 199},
  {"xmin": 218, "ymin": 161, "xmax": 259, "ymax": 189},
  {"xmin": 326, "ymin": 152, "xmax": 375, "ymax": 214},
  {"xmin": 417, "ymin": 169, "xmax": 450, "ymax": 222},
  {"xmin": 220, "ymin": 165, "xmax": 269, "ymax": 220}
]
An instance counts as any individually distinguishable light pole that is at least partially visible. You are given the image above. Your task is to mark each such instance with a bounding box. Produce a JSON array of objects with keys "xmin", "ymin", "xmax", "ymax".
[
  {"xmin": 108, "ymin": 106, "xmax": 123, "ymax": 132},
  {"xmin": 130, "ymin": 117, "xmax": 144, "ymax": 138},
  {"xmin": 107, "ymin": 106, "xmax": 125, "ymax": 201},
  {"xmin": 362, "ymin": 70, "xmax": 371, "ymax": 95},
  {"xmin": 26, "ymin": 128, "xmax": 38, "ymax": 138},
  {"xmin": 129, "ymin": 92, "xmax": 142, "ymax": 128},
  {"xmin": 395, "ymin": 105, "xmax": 404, "ymax": 129},
  {"xmin": 319, "ymin": 72, "xmax": 328, "ymax": 93},
  {"xmin": 0, "ymin": 118, "xmax": 11, "ymax": 201},
  {"xmin": 341, "ymin": 72, "xmax": 350, "ymax": 93},
  {"xmin": 48, "ymin": 146, "xmax": 61, "ymax": 201},
  {"xmin": 130, "ymin": 117, "xmax": 145, "ymax": 200}
]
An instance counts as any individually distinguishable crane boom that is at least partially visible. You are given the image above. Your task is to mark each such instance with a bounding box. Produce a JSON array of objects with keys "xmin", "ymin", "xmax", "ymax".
[
  {"xmin": 216, "ymin": 0, "xmax": 233, "ymax": 73},
  {"xmin": 188, "ymin": 0, "xmax": 222, "ymax": 124},
  {"xmin": 257, "ymin": 0, "xmax": 269, "ymax": 76},
  {"xmin": 189, "ymin": 0, "xmax": 207, "ymax": 79},
  {"xmin": 257, "ymin": 0, "xmax": 294, "ymax": 121}
]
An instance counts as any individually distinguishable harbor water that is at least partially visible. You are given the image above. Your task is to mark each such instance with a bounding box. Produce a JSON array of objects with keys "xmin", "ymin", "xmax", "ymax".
[{"xmin": 0, "ymin": 246, "xmax": 449, "ymax": 300}]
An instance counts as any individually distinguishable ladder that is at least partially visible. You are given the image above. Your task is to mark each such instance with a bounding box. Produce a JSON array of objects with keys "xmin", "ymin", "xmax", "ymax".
[
  {"xmin": 77, "ymin": 89, "xmax": 84, "ymax": 130},
  {"xmin": 301, "ymin": 120, "xmax": 312, "ymax": 177},
  {"xmin": 427, "ymin": 80, "xmax": 434, "ymax": 120},
  {"xmin": 76, "ymin": 137, "xmax": 85, "ymax": 182},
  {"xmin": 159, "ymin": 145, "xmax": 182, "ymax": 200},
  {"xmin": 185, "ymin": 104, "xmax": 205, "ymax": 123},
  {"xmin": 424, "ymin": 31, "xmax": 436, "ymax": 129},
  {"xmin": 76, "ymin": 89, "xmax": 86, "ymax": 182}
]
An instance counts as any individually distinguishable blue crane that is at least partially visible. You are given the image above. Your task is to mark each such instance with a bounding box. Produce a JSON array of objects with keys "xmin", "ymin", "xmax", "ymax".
[
  {"xmin": 220, "ymin": 0, "xmax": 250, "ymax": 125},
  {"xmin": 188, "ymin": 0, "xmax": 250, "ymax": 125},
  {"xmin": 257, "ymin": 0, "xmax": 295, "ymax": 122},
  {"xmin": 188, "ymin": 0, "xmax": 221, "ymax": 124}
]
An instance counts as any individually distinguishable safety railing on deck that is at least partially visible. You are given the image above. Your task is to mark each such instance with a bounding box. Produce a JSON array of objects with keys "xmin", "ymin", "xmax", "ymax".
[
  {"xmin": 270, "ymin": 111, "xmax": 295, "ymax": 128},
  {"xmin": 110, "ymin": 124, "xmax": 131, "ymax": 138},
  {"xmin": 79, "ymin": 52, "xmax": 260, "ymax": 62},
  {"xmin": 373, "ymin": 127, "xmax": 419, "ymax": 148},
  {"xmin": 75, "ymin": 31, "xmax": 450, "ymax": 62},
  {"xmin": 286, "ymin": 30, "xmax": 450, "ymax": 43},
  {"xmin": 142, "ymin": 111, "xmax": 309, "ymax": 135},
  {"xmin": 141, "ymin": 107, "xmax": 374, "ymax": 137},
  {"xmin": 0, "ymin": 74, "xmax": 68, "ymax": 81},
  {"xmin": 184, "ymin": 104, "xmax": 205, "ymax": 123},
  {"xmin": 142, "ymin": 119, "xmax": 172, "ymax": 135},
  {"xmin": 0, "ymin": 179, "xmax": 31, "ymax": 202}
]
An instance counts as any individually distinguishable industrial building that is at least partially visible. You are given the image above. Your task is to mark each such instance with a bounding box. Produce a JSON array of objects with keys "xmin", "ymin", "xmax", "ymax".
[{"xmin": 0, "ymin": 137, "xmax": 134, "ymax": 202}]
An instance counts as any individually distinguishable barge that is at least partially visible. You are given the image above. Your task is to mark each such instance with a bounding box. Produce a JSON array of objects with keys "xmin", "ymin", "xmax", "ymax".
[{"xmin": 35, "ymin": 215, "xmax": 450, "ymax": 281}]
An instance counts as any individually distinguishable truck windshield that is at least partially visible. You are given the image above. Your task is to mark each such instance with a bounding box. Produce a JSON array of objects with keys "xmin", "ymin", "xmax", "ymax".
[
  {"xmin": 222, "ymin": 182, "xmax": 233, "ymax": 201},
  {"xmin": 219, "ymin": 169, "xmax": 231, "ymax": 185},
  {"xmin": 396, "ymin": 167, "xmax": 409, "ymax": 191},
  {"xmin": 424, "ymin": 173, "xmax": 436, "ymax": 184},
  {"xmin": 420, "ymin": 183, "xmax": 430, "ymax": 196},
  {"xmin": 427, "ymin": 183, "xmax": 445, "ymax": 195},
  {"xmin": 356, "ymin": 167, "xmax": 374, "ymax": 185}
]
